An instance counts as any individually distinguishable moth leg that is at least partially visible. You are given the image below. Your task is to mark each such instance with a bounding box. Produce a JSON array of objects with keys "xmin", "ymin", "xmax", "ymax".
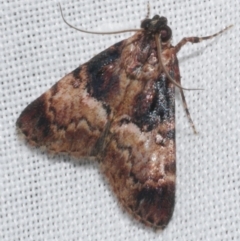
[
  {"xmin": 155, "ymin": 35, "xmax": 200, "ymax": 90},
  {"xmin": 175, "ymin": 25, "xmax": 233, "ymax": 53},
  {"xmin": 179, "ymin": 89, "xmax": 197, "ymax": 134},
  {"xmin": 174, "ymin": 25, "xmax": 232, "ymax": 133}
]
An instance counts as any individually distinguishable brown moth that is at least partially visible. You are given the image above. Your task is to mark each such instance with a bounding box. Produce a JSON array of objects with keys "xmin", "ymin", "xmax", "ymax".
[{"xmin": 16, "ymin": 5, "xmax": 232, "ymax": 229}]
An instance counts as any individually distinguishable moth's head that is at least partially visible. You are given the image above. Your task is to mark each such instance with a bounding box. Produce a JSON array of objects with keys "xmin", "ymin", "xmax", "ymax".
[{"xmin": 141, "ymin": 15, "xmax": 172, "ymax": 42}]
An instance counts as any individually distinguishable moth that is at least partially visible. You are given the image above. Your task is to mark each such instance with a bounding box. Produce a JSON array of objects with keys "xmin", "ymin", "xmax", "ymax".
[{"xmin": 16, "ymin": 4, "xmax": 231, "ymax": 229}]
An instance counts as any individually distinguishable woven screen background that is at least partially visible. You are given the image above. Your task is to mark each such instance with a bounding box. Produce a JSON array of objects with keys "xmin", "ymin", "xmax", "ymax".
[{"xmin": 1, "ymin": 0, "xmax": 239, "ymax": 240}]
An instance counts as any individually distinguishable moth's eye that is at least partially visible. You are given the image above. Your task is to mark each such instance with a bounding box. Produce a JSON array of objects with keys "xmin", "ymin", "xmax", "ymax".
[{"xmin": 160, "ymin": 26, "xmax": 172, "ymax": 42}]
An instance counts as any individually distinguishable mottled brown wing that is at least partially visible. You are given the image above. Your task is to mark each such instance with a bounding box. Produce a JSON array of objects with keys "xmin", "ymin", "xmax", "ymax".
[
  {"xmin": 16, "ymin": 39, "xmax": 128, "ymax": 157},
  {"xmin": 17, "ymin": 30, "xmax": 177, "ymax": 228},
  {"xmin": 102, "ymin": 120, "xmax": 175, "ymax": 229},
  {"xmin": 97, "ymin": 32, "xmax": 177, "ymax": 228}
]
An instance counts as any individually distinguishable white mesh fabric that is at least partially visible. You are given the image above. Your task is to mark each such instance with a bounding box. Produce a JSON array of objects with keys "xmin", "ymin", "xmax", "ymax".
[{"xmin": 1, "ymin": 0, "xmax": 239, "ymax": 240}]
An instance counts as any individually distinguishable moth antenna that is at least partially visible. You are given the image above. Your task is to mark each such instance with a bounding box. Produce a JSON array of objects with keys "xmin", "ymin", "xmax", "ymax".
[
  {"xmin": 58, "ymin": 3, "xmax": 141, "ymax": 35},
  {"xmin": 154, "ymin": 34, "xmax": 204, "ymax": 91},
  {"xmin": 145, "ymin": 2, "xmax": 150, "ymax": 19}
]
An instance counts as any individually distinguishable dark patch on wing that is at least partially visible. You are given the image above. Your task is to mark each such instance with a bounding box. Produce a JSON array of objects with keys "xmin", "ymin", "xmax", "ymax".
[
  {"xmin": 132, "ymin": 74, "xmax": 175, "ymax": 131},
  {"xmin": 16, "ymin": 95, "xmax": 51, "ymax": 141},
  {"xmin": 72, "ymin": 66, "xmax": 82, "ymax": 80},
  {"xmin": 86, "ymin": 41, "xmax": 123, "ymax": 100},
  {"xmin": 166, "ymin": 129, "xmax": 175, "ymax": 140},
  {"xmin": 136, "ymin": 182, "xmax": 175, "ymax": 227},
  {"xmin": 164, "ymin": 162, "xmax": 176, "ymax": 174}
]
